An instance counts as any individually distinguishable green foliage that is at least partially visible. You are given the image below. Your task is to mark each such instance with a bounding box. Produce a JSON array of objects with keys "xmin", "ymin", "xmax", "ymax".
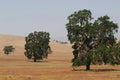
[
  {"xmin": 3, "ymin": 45, "xmax": 15, "ymax": 55},
  {"xmin": 72, "ymin": 58, "xmax": 84, "ymax": 66},
  {"xmin": 94, "ymin": 45, "xmax": 120, "ymax": 65},
  {"xmin": 66, "ymin": 9, "xmax": 120, "ymax": 70},
  {"xmin": 24, "ymin": 31, "xmax": 52, "ymax": 62}
]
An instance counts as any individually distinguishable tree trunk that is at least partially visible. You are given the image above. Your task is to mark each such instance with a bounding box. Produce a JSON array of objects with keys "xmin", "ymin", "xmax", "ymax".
[
  {"xmin": 33, "ymin": 52, "xmax": 37, "ymax": 62},
  {"xmin": 86, "ymin": 64, "xmax": 90, "ymax": 70},
  {"xmin": 86, "ymin": 56, "xmax": 91, "ymax": 70},
  {"xmin": 34, "ymin": 57, "xmax": 37, "ymax": 62}
]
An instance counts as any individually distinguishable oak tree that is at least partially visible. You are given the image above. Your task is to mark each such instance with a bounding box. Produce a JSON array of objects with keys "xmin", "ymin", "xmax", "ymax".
[
  {"xmin": 24, "ymin": 31, "xmax": 52, "ymax": 62},
  {"xmin": 3, "ymin": 45, "xmax": 15, "ymax": 55},
  {"xmin": 66, "ymin": 9, "xmax": 120, "ymax": 70}
]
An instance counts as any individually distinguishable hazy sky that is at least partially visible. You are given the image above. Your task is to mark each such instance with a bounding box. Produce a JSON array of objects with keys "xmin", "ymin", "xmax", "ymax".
[{"xmin": 0, "ymin": 0, "xmax": 120, "ymax": 41}]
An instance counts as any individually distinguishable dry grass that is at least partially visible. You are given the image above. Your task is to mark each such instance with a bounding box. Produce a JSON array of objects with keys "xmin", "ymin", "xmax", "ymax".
[{"xmin": 0, "ymin": 34, "xmax": 120, "ymax": 80}]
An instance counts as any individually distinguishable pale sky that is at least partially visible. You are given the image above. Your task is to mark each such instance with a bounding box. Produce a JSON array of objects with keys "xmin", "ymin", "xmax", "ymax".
[{"xmin": 0, "ymin": 0, "xmax": 120, "ymax": 41}]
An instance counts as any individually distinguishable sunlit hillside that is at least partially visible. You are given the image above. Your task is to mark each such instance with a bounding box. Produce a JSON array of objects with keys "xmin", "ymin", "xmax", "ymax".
[{"xmin": 0, "ymin": 34, "xmax": 120, "ymax": 80}]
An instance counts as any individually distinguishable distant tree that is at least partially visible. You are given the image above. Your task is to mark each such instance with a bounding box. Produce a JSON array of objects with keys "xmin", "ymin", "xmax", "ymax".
[
  {"xmin": 66, "ymin": 9, "xmax": 120, "ymax": 70},
  {"xmin": 24, "ymin": 31, "xmax": 52, "ymax": 62},
  {"xmin": 3, "ymin": 45, "xmax": 15, "ymax": 55}
]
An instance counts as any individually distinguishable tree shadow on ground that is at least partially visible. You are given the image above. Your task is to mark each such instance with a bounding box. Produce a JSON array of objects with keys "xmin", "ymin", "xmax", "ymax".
[
  {"xmin": 27, "ymin": 60, "xmax": 48, "ymax": 63},
  {"xmin": 72, "ymin": 67, "xmax": 120, "ymax": 72},
  {"xmin": 90, "ymin": 69, "xmax": 120, "ymax": 72}
]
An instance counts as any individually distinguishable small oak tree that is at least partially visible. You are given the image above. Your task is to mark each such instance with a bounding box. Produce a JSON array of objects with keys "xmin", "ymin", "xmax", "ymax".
[
  {"xmin": 66, "ymin": 9, "xmax": 120, "ymax": 70},
  {"xmin": 3, "ymin": 45, "xmax": 15, "ymax": 55},
  {"xmin": 24, "ymin": 31, "xmax": 52, "ymax": 62}
]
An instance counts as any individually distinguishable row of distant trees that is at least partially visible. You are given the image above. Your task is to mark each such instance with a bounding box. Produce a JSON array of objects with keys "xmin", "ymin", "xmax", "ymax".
[
  {"xmin": 2, "ymin": 9, "xmax": 120, "ymax": 70},
  {"xmin": 53, "ymin": 40, "xmax": 68, "ymax": 44}
]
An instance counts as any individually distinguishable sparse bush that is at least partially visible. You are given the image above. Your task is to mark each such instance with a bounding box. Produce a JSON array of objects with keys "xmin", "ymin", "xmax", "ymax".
[{"xmin": 3, "ymin": 45, "xmax": 15, "ymax": 55}]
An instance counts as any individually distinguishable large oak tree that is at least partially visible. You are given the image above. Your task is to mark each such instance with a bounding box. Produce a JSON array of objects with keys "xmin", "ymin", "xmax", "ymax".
[{"xmin": 66, "ymin": 9, "xmax": 120, "ymax": 70}]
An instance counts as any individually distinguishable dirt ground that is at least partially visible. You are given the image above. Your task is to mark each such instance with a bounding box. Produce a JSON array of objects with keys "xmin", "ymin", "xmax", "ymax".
[{"xmin": 0, "ymin": 34, "xmax": 120, "ymax": 80}]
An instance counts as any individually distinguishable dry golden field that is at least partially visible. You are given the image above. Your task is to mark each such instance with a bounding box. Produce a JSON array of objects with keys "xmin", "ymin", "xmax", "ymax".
[{"xmin": 0, "ymin": 34, "xmax": 120, "ymax": 80}]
